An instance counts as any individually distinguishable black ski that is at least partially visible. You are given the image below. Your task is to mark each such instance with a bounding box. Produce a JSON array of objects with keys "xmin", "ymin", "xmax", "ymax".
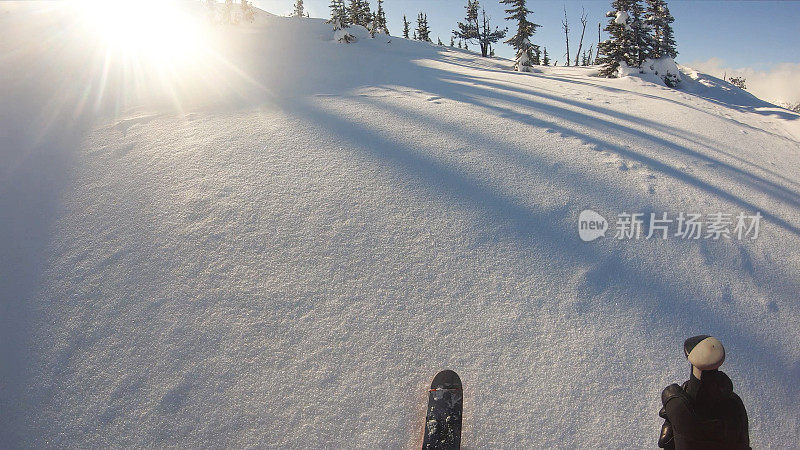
[{"xmin": 422, "ymin": 370, "xmax": 463, "ymax": 450}]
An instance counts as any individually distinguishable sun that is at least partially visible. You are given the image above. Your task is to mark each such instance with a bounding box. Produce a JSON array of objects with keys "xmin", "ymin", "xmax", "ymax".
[{"xmin": 77, "ymin": 0, "xmax": 205, "ymax": 62}]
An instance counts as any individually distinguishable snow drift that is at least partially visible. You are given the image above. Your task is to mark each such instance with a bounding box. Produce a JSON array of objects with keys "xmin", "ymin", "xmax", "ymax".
[{"xmin": 2, "ymin": 2, "xmax": 799, "ymax": 448}]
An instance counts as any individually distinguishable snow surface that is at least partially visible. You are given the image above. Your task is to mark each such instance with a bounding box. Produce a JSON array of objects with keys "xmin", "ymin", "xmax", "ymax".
[
  {"xmin": 618, "ymin": 57, "xmax": 682, "ymax": 87},
  {"xmin": 2, "ymin": 3, "xmax": 800, "ymax": 448}
]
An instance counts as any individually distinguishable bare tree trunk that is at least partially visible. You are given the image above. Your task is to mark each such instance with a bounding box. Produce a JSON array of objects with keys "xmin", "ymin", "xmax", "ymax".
[
  {"xmin": 574, "ymin": 7, "xmax": 587, "ymax": 67},
  {"xmin": 480, "ymin": 10, "xmax": 488, "ymax": 57},
  {"xmin": 596, "ymin": 22, "xmax": 601, "ymax": 60},
  {"xmin": 562, "ymin": 6, "xmax": 570, "ymax": 66}
]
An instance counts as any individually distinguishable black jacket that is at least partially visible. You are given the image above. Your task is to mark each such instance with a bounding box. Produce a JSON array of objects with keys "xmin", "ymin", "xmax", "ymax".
[{"xmin": 658, "ymin": 370, "xmax": 750, "ymax": 449}]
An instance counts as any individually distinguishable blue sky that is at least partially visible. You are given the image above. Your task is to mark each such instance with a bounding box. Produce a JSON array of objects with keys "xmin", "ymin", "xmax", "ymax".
[{"xmin": 255, "ymin": 0, "xmax": 800, "ymax": 68}]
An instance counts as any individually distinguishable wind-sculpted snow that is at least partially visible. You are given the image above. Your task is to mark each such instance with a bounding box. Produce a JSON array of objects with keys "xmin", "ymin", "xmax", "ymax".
[{"xmin": 1, "ymin": 4, "xmax": 799, "ymax": 448}]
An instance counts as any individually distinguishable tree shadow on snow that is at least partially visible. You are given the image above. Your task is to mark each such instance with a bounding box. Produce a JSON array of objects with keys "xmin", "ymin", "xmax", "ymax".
[{"xmin": 283, "ymin": 90, "xmax": 800, "ymax": 403}]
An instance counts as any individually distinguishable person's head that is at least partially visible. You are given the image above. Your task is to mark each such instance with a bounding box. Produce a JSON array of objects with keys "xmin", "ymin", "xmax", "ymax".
[{"xmin": 683, "ymin": 335, "xmax": 725, "ymax": 379}]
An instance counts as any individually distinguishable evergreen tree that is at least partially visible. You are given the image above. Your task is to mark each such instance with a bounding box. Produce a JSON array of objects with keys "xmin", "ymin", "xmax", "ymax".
[
  {"xmin": 416, "ymin": 12, "xmax": 431, "ymax": 42},
  {"xmin": 450, "ymin": 36, "xmax": 455, "ymax": 47},
  {"xmin": 542, "ymin": 47, "xmax": 550, "ymax": 65},
  {"xmin": 458, "ymin": 40, "xmax": 463, "ymax": 49},
  {"xmin": 403, "ymin": 15, "xmax": 410, "ymax": 38},
  {"xmin": 438, "ymin": 37, "xmax": 443, "ymax": 46},
  {"xmin": 454, "ymin": 0, "xmax": 480, "ymax": 45},
  {"xmin": 501, "ymin": 0, "xmax": 541, "ymax": 70},
  {"xmin": 453, "ymin": 1, "xmax": 506, "ymax": 57},
  {"xmin": 329, "ymin": 0, "xmax": 348, "ymax": 26},
  {"xmin": 645, "ymin": 0, "xmax": 677, "ymax": 58},
  {"xmin": 629, "ymin": 0, "xmax": 652, "ymax": 66},
  {"xmin": 361, "ymin": 0, "xmax": 371, "ymax": 26},
  {"xmin": 375, "ymin": 0, "xmax": 388, "ymax": 34},
  {"xmin": 349, "ymin": 0, "xmax": 362, "ymax": 26},
  {"xmin": 368, "ymin": 14, "xmax": 377, "ymax": 37},
  {"xmin": 241, "ymin": 0, "xmax": 255, "ymax": 22},
  {"xmin": 293, "ymin": 0, "xmax": 304, "ymax": 17},
  {"xmin": 223, "ymin": 0, "xmax": 234, "ymax": 24},
  {"xmin": 331, "ymin": 1, "xmax": 356, "ymax": 42},
  {"xmin": 728, "ymin": 76, "xmax": 746, "ymax": 90},
  {"xmin": 348, "ymin": 0, "xmax": 366, "ymax": 26},
  {"xmin": 597, "ymin": 0, "xmax": 636, "ymax": 77},
  {"xmin": 478, "ymin": 9, "xmax": 507, "ymax": 57}
]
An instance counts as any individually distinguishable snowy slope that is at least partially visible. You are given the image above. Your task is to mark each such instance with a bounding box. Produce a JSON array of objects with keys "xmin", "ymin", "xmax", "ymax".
[{"xmin": 2, "ymin": 3, "xmax": 800, "ymax": 448}]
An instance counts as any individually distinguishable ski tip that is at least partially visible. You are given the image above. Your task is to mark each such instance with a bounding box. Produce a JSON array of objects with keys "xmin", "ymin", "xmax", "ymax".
[{"xmin": 430, "ymin": 370, "xmax": 461, "ymax": 390}]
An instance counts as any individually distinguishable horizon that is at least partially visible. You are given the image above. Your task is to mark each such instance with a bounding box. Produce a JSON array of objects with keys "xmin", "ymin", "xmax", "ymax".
[{"xmin": 254, "ymin": 0, "xmax": 800, "ymax": 105}]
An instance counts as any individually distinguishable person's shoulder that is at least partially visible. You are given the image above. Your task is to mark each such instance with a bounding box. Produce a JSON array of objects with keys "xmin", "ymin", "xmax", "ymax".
[{"xmin": 710, "ymin": 370, "xmax": 734, "ymax": 393}]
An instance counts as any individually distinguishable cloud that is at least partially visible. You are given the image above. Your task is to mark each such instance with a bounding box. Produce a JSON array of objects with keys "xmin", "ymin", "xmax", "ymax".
[{"xmin": 685, "ymin": 58, "xmax": 800, "ymax": 107}]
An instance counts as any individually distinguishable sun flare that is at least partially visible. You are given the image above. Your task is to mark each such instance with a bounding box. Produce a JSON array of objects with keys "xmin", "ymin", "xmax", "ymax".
[{"xmin": 77, "ymin": 0, "xmax": 204, "ymax": 61}]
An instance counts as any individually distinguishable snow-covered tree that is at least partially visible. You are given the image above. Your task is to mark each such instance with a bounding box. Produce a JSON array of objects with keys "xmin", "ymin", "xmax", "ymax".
[
  {"xmin": 597, "ymin": 0, "xmax": 636, "ymax": 77},
  {"xmin": 293, "ymin": 0, "xmax": 304, "ymax": 17},
  {"xmin": 515, "ymin": 39, "xmax": 533, "ymax": 71},
  {"xmin": 542, "ymin": 47, "xmax": 550, "ymax": 65},
  {"xmin": 331, "ymin": 16, "xmax": 356, "ymax": 43},
  {"xmin": 728, "ymin": 76, "xmax": 746, "ymax": 90},
  {"xmin": 630, "ymin": 0, "xmax": 652, "ymax": 67},
  {"xmin": 502, "ymin": 0, "xmax": 541, "ymax": 69},
  {"xmin": 329, "ymin": 0, "xmax": 348, "ymax": 26},
  {"xmin": 402, "ymin": 15, "xmax": 410, "ymax": 38},
  {"xmin": 437, "ymin": 37, "xmax": 443, "ymax": 45},
  {"xmin": 415, "ymin": 13, "xmax": 431, "ymax": 42},
  {"xmin": 453, "ymin": 1, "xmax": 507, "ymax": 57},
  {"xmin": 645, "ymin": 0, "xmax": 677, "ymax": 59},
  {"xmin": 450, "ymin": 36, "xmax": 455, "ymax": 47}
]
